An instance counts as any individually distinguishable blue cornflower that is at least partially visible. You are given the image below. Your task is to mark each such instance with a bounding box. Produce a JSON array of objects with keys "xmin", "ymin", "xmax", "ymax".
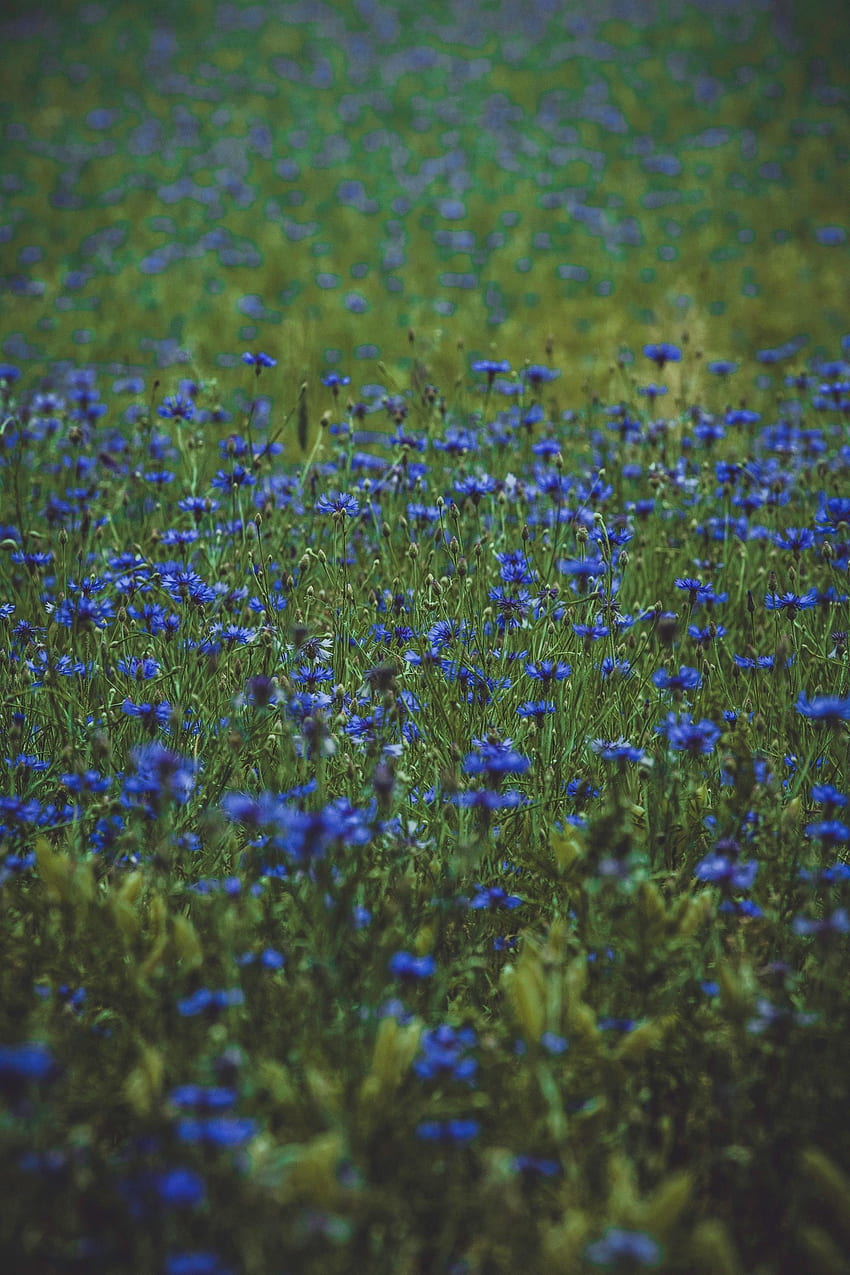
[
  {"xmin": 158, "ymin": 568, "xmax": 216, "ymax": 606},
  {"xmin": 674, "ymin": 577, "xmax": 718, "ymax": 605},
  {"xmin": 168, "ymin": 1085, "xmax": 237, "ymax": 1110},
  {"xmin": 158, "ymin": 395, "xmax": 195, "ymax": 422},
  {"xmin": 642, "ymin": 342, "xmax": 681, "ymax": 369},
  {"xmin": 155, "ymin": 1168, "xmax": 206, "ymax": 1208},
  {"xmin": 524, "ymin": 659, "xmax": 572, "ymax": 682},
  {"xmin": 489, "ymin": 587, "xmax": 532, "ymax": 630},
  {"xmin": 804, "ymin": 820, "xmax": 849, "ymax": 845},
  {"xmin": 496, "ymin": 549, "xmax": 536, "ymax": 585},
  {"xmin": 522, "ymin": 364, "xmax": 561, "ymax": 390},
  {"xmin": 796, "ymin": 692, "xmax": 850, "ymax": 724},
  {"xmin": 210, "ymin": 465, "xmax": 256, "ymax": 491},
  {"xmin": 165, "ymin": 1252, "xmax": 234, "ymax": 1275},
  {"xmin": 688, "ymin": 623, "xmax": 726, "ymax": 648},
  {"xmin": 241, "ymin": 351, "xmax": 277, "ymax": 368},
  {"xmin": 125, "ymin": 741, "xmax": 197, "ymax": 807},
  {"xmin": 471, "ymin": 358, "xmax": 511, "ymax": 385},
  {"xmin": 463, "ymin": 740, "xmax": 531, "ymax": 783},
  {"xmin": 315, "ymin": 491, "xmax": 361, "ymax": 517},
  {"xmin": 54, "ymin": 595, "xmax": 114, "ymax": 630},
  {"xmin": 573, "ymin": 621, "xmax": 609, "ymax": 642},
  {"xmin": 389, "ymin": 951, "xmax": 435, "ymax": 980},
  {"xmin": 121, "ymin": 699, "xmax": 171, "ymax": 731},
  {"xmin": 590, "ymin": 737, "xmax": 646, "ymax": 764},
  {"xmin": 467, "ymin": 885, "xmax": 523, "ymax": 910},
  {"xmin": 772, "ymin": 527, "xmax": 815, "ymax": 552},
  {"xmin": 321, "ymin": 371, "xmax": 350, "ymax": 391},
  {"xmin": 652, "ymin": 666, "xmax": 702, "ymax": 693},
  {"xmin": 415, "ymin": 1119, "xmax": 479, "ymax": 1143},
  {"xmin": 600, "ymin": 657, "xmax": 633, "ymax": 680},
  {"xmin": 811, "ymin": 784, "xmax": 848, "ymax": 807},
  {"xmin": 0, "ymin": 1042, "xmax": 58, "ymax": 1086},
  {"xmin": 585, "ymin": 1227, "xmax": 662, "ymax": 1268},
  {"xmin": 707, "ymin": 359, "xmax": 739, "ymax": 376},
  {"xmin": 516, "ymin": 700, "xmax": 556, "ymax": 722},
  {"xmin": 454, "ymin": 474, "xmax": 497, "ymax": 503},
  {"xmin": 175, "ymin": 1116, "xmax": 256, "ymax": 1148},
  {"xmin": 452, "ymin": 789, "xmax": 525, "ymax": 810},
  {"xmin": 764, "ymin": 589, "xmax": 818, "ymax": 614},
  {"xmin": 427, "ymin": 618, "xmax": 473, "ymax": 650},
  {"xmin": 793, "ymin": 908, "xmax": 850, "ymax": 937},
  {"xmin": 177, "ymin": 988, "xmax": 245, "ymax": 1017},
  {"xmin": 511, "ymin": 1154, "xmax": 561, "ymax": 1177},
  {"xmin": 414, "ymin": 1025, "xmax": 477, "ymax": 1084},
  {"xmin": 694, "ymin": 853, "xmax": 758, "ymax": 890},
  {"xmin": 656, "ymin": 712, "xmax": 721, "ymax": 755}
]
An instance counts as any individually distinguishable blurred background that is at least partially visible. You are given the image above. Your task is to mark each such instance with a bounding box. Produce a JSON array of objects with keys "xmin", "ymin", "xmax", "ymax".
[{"xmin": 1, "ymin": 0, "xmax": 848, "ymax": 399}]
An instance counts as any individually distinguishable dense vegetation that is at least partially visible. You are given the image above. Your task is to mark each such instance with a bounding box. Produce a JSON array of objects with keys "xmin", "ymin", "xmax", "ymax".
[{"xmin": 1, "ymin": 2, "xmax": 849, "ymax": 1273}]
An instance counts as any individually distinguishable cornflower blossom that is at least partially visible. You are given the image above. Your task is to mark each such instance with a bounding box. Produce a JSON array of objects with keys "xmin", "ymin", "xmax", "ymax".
[
  {"xmin": 210, "ymin": 465, "xmax": 256, "ymax": 492},
  {"xmin": 524, "ymin": 659, "xmax": 571, "ymax": 683},
  {"xmin": 796, "ymin": 693, "xmax": 850, "ymax": 724},
  {"xmin": 688, "ymin": 623, "xmax": 726, "ymax": 648},
  {"xmin": 496, "ymin": 549, "xmax": 536, "ymax": 585},
  {"xmin": 454, "ymin": 474, "xmax": 497, "ymax": 504},
  {"xmin": 125, "ymin": 741, "xmax": 197, "ymax": 807},
  {"xmin": 388, "ymin": 951, "xmax": 435, "ymax": 980},
  {"xmin": 489, "ymin": 587, "xmax": 533, "ymax": 630},
  {"xmin": 572, "ymin": 621, "xmax": 609, "ymax": 644},
  {"xmin": 471, "ymin": 358, "xmax": 511, "ymax": 386},
  {"xmin": 516, "ymin": 700, "xmax": 556, "ymax": 723},
  {"xmin": 158, "ymin": 395, "xmax": 195, "ymax": 422},
  {"xmin": 463, "ymin": 739, "xmax": 530, "ymax": 785},
  {"xmin": 54, "ymin": 595, "xmax": 114, "ymax": 630},
  {"xmin": 521, "ymin": 364, "xmax": 560, "ymax": 391},
  {"xmin": 674, "ymin": 577, "xmax": 720, "ymax": 606},
  {"xmin": 804, "ymin": 820, "xmax": 849, "ymax": 846},
  {"xmin": 652, "ymin": 666, "xmax": 702, "ymax": 693},
  {"xmin": 159, "ymin": 570, "xmax": 216, "ymax": 607},
  {"xmin": 320, "ymin": 371, "xmax": 350, "ymax": 392},
  {"xmin": 415, "ymin": 1119, "xmax": 479, "ymax": 1143},
  {"xmin": 642, "ymin": 342, "xmax": 681, "ymax": 369},
  {"xmin": 772, "ymin": 527, "xmax": 816, "ymax": 552},
  {"xmin": 467, "ymin": 885, "xmax": 523, "ymax": 911},
  {"xmin": 694, "ymin": 851, "xmax": 758, "ymax": 890},
  {"xmin": 241, "ymin": 351, "xmax": 277, "ymax": 368},
  {"xmin": 315, "ymin": 491, "xmax": 360, "ymax": 517},
  {"xmin": 426, "ymin": 618, "xmax": 473, "ymax": 651},
  {"xmin": 590, "ymin": 738, "xmax": 646, "ymax": 764},
  {"xmin": 764, "ymin": 589, "xmax": 818, "ymax": 615},
  {"xmin": 656, "ymin": 713, "xmax": 722, "ymax": 755},
  {"xmin": 793, "ymin": 908, "xmax": 850, "ymax": 937},
  {"xmin": 811, "ymin": 784, "xmax": 848, "ymax": 808},
  {"xmin": 585, "ymin": 1227, "xmax": 662, "ymax": 1267},
  {"xmin": 414, "ymin": 1026, "xmax": 477, "ymax": 1083}
]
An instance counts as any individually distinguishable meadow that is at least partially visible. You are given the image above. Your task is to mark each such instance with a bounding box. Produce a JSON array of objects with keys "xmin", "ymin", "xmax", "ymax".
[{"xmin": 1, "ymin": 1, "xmax": 850, "ymax": 1272}]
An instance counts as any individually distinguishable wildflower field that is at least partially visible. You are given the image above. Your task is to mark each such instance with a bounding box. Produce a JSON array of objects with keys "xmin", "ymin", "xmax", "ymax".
[{"xmin": 2, "ymin": 1, "xmax": 850, "ymax": 1272}]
